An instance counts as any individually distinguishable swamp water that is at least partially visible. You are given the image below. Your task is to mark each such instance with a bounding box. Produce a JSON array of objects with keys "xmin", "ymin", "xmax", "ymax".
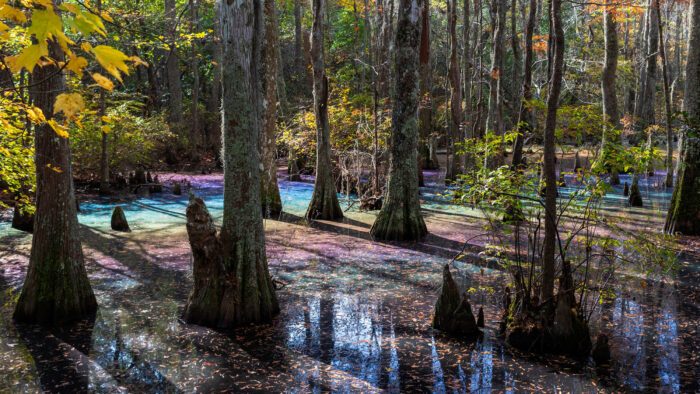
[{"xmin": 0, "ymin": 171, "xmax": 697, "ymax": 392}]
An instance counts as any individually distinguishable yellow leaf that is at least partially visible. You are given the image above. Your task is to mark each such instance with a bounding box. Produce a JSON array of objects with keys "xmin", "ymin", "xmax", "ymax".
[
  {"xmin": 81, "ymin": 42, "xmax": 93, "ymax": 52},
  {"xmin": 5, "ymin": 43, "xmax": 48, "ymax": 73},
  {"xmin": 129, "ymin": 55, "xmax": 148, "ymax": 67},
  {"xmin": 92, "ymin": 73, "xmax": 114, "ymax": 91},
  {"xmin": 211, "ymin": 61, "xmax": 219, "ymax": 66},
  {"xmin": 25, "ymin": 106, "xmax": 46, "ymax": 123},
  {"xmin": 101, "ymin": 124, "xmax": 111, "ymax": 133},
  {"xmin": 101, "ymin": 115, "xmax": 112, "ymax": 123},
  {"xmin": 101, "ymin": 11, "xmax": 114, "ymax": 23},
  {"xmin": 47, "ymin": 119, "xmax": 69, "ymax": 138},
  {"xmin": 65, "ymin": 56, "xmax": 88, "ymax": 77},
  {"xmin": 92, "ymin": 45, "xmax": 129, "ymax": 81},
  {"xmin": 46, "ymin": 163, "xmax": 63, "ymax": 173},
  {"xmin": 54, "ymin": 93, "xmax": 84, "ymax": 119}
]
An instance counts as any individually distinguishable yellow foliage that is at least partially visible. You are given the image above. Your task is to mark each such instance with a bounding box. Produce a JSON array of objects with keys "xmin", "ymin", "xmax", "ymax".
[
  {"xmin": 53, "ymin": 93, "xmax": 85, "ymax": 120},
  {"xmin": 0, "ymin": 3, "xmax": 27, "ymax": 23},
  {"xmin": 47, "ymin": 119, "xmax": 69, "ymax": 138},
  {"xmin": 92, "ymin": 73, "xmax": 115, "ymax": 91}
]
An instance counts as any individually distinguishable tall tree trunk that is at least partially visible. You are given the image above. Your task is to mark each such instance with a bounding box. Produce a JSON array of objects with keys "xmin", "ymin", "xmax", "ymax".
[
  {"xmin": 306, "ymin": 0, "xmax": 343, "ymax": 220},
  {"xmin": 485, "ymin": 0, "xmax": 507, "ymax": 168},
  {"xmin": 184, "ymin": 0, "xmax": 279, "ymax": 327},
  {"xmin": 418, "ymin": 0, "xmax": 437, "ymax": 169},
  {"xmin": 446, "ymin": 0, "xmax": 462, "ymax": 184},
  {"xmin": 165, "ymin": 0, "xmax": 184, "ymax": 125},
  {"xmin": 370, "ymin": 0, "xmax": 428, "ymax": 241},
  {"xmin": 634, "ymin": 0, "xmax": 659, "ymax": 131},
  {"xmin": 510, "ymin": 0, "xmax": 536, "ymax": 168},
  {"xmin": 14, "ymin": 7, "xmax": 97, "ymax": 325},
  {"xmin": 540, "ymin": 0, "xmax": 564, "ymax": 304},
  {"xmin": 656, "ymin": 1, "xmax": 674, "ymax": 187},
  {"xmin": 190, "ymin": 0, "xmax": 200, "ymax": 149},
  {"xmin": 261, "ymin": 0, "xmax": 283, "ymax": 215},
  {"xmin": 665, "ymin": 0, "xmax": 700, "ymax": 235}
]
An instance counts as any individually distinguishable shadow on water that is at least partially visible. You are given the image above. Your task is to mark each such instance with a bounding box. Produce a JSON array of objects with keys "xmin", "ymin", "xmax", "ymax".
[{"xmin": 0, "ymin": 172, "xmax": 698, "ymax": 392}]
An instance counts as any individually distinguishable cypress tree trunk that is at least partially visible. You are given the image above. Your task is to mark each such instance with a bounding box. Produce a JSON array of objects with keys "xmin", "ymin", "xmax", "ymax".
[
  {"xmin": 14, "ymin": 10, "xmax": 97, "ymax": 325},
  {"xmin": 510, "ymin": 0, "xmax": 536, "ymax": 168},
  {"xmin": 261, "ymin": 0, "xmax": 283, "ymax": 216},
  {"xmin": 463, "ymin": 0, "xmax": 473, "ymax": 170},
  {"xmin": 208, "ymin": 0, "xmax": 222, "ymax": 139},
  {"xmin": 294, "ymin": 0, "xmax": 305, "ymax": 95},
  {"xmin": 541, "ymin": 0, "xmax": 564, "ymax": 304},
  {"xmin": 665, "ymin": 0, "xmax": 700, "ymax": 235},
  {"xmin": 370, "ymin": 0, "xmax": 428, "ymax": 241},
  {"xmin": 306, "ymin": 0, "xmax": 343, "ymax": 220},
  {"xmin": 418, "ymin": 0, "xmax": 437, "ymax": 170},
  {"xmin": 184, "ymin": 0, "xmax": 279, "ymax": 327},
  {"xmin": 165, "ymin": 0, "xmax": 184, "ymax": 125},
  {"xmin": 446, "ymin": 0, "xmax": 462, "ymax": 184}
]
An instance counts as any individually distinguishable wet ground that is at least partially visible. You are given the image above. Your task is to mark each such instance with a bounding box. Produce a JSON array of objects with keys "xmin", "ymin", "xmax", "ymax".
[{"xmin": 0, "ymin": 169, "xmax": 698, "ymax": 392}]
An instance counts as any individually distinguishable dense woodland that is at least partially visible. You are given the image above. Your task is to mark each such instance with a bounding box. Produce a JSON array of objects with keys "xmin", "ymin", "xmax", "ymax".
[{"xmin": 0, "ymin": 0, "xmax": 699, "ymax": 391}]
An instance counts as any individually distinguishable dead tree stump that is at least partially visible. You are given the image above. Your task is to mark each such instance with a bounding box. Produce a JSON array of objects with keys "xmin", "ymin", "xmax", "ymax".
[
  {"xmin": 432, "ymin": 264, "xmax": 480, "ymax": 337},
  {"xmin": 111, "ymin": 206, "xmax": 131, "ymax": 232}
]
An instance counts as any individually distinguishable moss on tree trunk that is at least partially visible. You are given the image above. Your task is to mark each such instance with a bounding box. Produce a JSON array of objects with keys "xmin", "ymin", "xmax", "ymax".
[
  {"xmin": 183, "ymin": 0, "xmax": 279, "ymax": 328},
  {"xmin": 370, "ymin": 0, "xmax": 427, "ymax": 242}
]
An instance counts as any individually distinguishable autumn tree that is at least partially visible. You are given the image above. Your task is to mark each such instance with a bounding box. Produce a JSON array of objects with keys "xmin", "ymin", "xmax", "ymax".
[
  {"xmin": 370, "ymin": 0, "xmax": 428, "ymax": 241},
  {"xmin": 306, "ymin": 0, "xmax": 343, "ymax": 220}
]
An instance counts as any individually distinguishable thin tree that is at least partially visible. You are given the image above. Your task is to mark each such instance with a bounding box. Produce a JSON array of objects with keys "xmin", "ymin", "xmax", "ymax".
[
  {"xmin": 14, "ymin": 5, "xmax": 97, "ymax": 324},
  {"xmin": 655, "ymin": 0, "xmax": 674, "ymax": 187},
  {"xmin": 165, "ymin": 0, "xmax": 183, "ymax": 125},
  {"xmin": 445, "ymin": 0, "xmax": 462, "ymax": 184},
  {"xmin": 665, "ymin": 0, "xmax": 700, "ymax": 236},
  {"xmin": 306, "ymin": 0, "xmax": 344, "ymax": 220},
  {"xmin": 370, "ymin": 0, "xmax": 428, "ymax": 241},
  {"xmin": 633, "ymin": 0, "xmax": 659, "ymax": 131},
  {"xmin": 485, "ymin": 0, "xmax": 507, "ymax": 168},
  {"xmin": 183, "ymin": 0, "xmax": 279, "ymax": 327},
  {"xmin": 190, "ymin": 0, "xmax": 200, "ymax": 148},
  {"xmin": 597, "ymin": 0, "xmax": 621, "ymax": 184},
  {"xmin": 541, "ymin": 0, "xmax": 565, "ymax": 304},
  {"xmin": 418, "ymin": 0, "xmax": 436, "ymax": 170},
  {"xmin": 510, "ymin": 0, "xmax": 536, "ymax": 168},
  {"xmin": 261, "ymin": 0, "xmax": 283, "ymax": 215}
]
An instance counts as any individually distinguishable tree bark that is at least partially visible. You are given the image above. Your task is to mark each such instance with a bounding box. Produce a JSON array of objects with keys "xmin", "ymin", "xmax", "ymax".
[
  {"xmin": 665, "ymin": 0, "xmax": 700, "ymax": 235},
  {"xmin": 510, "ymin": 0, "xmax": 536, "ymax": 168},
  {"xmin": 463, "ymin": 0, "xmax": 473, "ymax": 170},
  {"xmin": 14, "ymin": 7, "xmax": 97, "ymax": 324},
  {"xmin": 183, "ymin": 0, "xmax": 279, "ymax": 327},
  {"xmin": 445, "ymin": 0, "xmax": 462, "ymax": 184},
  {"xmin": 540, "ymin": 0, "xmax": 564, "ymax": 304},
  {"xmin": 294, "ymin": 0, "xmax": 305, "ymax": 95},
  {"xmin": 99, "ymin": 90, "xmax": 110, "ymax": 194},
  {"xmin": 165, "ymin": 0, "xmax": 184, "ymax": 125},
  {"xmin": 306, "ymin": 0, "xmax": 343, "ymax": 220},
  {"xmin": 370, "ymin": 0, "xmax": 428, "ymax": 241},
  {"xmin": 261, "ymin": 0, "xmax": 283, "ymax": 216}
]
